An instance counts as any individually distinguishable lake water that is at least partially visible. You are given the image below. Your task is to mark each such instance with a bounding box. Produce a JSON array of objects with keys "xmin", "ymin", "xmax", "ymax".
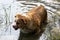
[{"xmin": 0, "ymin": 0, "xmax": 60, "ymax": 40}]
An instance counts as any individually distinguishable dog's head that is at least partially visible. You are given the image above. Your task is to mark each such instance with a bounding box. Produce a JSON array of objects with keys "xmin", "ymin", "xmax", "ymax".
[
  {"xmin": 13, "ymin": 14, "xmax": 27, "ymax": 29},
  {"xmin": 13, "ymin": 14, "xmax": 34, "ymax": 33}
]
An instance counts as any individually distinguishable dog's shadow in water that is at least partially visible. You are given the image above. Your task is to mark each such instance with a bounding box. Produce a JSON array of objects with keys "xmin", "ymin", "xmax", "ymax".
[
  {"xmin": 18, "ymin": 31, "xmax": 41, "ymax": 40},
  {"xmin": 18, "ymin": 23, "xmax": 47, "ymax": 40}
]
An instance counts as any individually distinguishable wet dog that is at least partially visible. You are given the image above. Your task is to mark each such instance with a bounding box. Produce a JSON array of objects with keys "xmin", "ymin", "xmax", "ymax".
[{"xmin": 13, "ymin": 5, "xmax": 47, "ymax": 35}]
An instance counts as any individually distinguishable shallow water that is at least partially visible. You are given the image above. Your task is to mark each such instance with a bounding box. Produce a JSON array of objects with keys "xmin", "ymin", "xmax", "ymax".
[{"xmin": 0, "ymin": 0, "xmax": 60, "ymax": 40}]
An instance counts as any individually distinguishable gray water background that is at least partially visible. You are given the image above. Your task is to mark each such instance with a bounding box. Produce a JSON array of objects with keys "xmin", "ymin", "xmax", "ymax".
[{"xmin": 0, "ymin": 0, "xmax": 60, "ymax": 40}]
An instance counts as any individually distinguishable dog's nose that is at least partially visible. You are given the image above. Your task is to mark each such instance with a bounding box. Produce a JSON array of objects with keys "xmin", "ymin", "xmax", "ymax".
[{"xmin": 13, "ymin": 25, "xmax": 18, "ymax": 30}]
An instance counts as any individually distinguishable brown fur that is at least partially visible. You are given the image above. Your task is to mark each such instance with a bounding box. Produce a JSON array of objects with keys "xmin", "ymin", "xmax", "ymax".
[{"xmin": 13, "ymin": 5, "xmax": 47, "ymax": 35}]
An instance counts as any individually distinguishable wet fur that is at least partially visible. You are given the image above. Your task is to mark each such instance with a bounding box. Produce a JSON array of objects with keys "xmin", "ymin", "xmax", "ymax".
[{"xmin": 13, "ymin": 5, "xmax": 47, "ymax": 35}]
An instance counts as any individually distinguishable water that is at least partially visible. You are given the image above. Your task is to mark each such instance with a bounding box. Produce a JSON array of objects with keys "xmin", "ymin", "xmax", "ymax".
[{"xmin": 0, "ymin": 0, "xmax": 60, "ymax": 40}]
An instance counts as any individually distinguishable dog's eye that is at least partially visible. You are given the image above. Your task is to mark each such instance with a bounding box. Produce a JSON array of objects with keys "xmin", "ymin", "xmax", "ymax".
[
  {"xmin": 16, "ymin": 22, "xmax": 20, "ymax": 24},
  {"xmin": 21, "ymin": 19, "xmax": 24, "ymax": 22}
]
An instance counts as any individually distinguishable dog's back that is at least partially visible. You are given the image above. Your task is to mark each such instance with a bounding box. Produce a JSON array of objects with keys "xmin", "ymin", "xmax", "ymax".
[{"xmin": 27, "ymin": 5, "xmax": 47, "ymax": 26}]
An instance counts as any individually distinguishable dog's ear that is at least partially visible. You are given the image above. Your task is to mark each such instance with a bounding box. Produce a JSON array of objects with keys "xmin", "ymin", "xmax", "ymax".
[
  {"xmin": 23, "ymin": 19, "xmax": 27, "ymax": 24},
  {"xmin": 21, "ymin": 17, "xmax": 29, "ymax": 25}
]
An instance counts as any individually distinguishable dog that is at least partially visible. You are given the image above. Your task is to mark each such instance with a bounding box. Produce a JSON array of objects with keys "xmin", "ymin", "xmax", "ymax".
[{"xmin": 13, "ymin": 5, "xmax": 47, "ymax": 35}]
